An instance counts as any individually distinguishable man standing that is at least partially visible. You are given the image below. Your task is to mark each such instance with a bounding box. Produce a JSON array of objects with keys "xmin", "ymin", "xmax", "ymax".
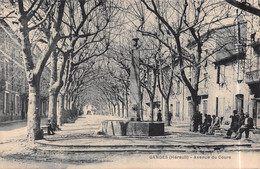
[
  {"xmin": 46, "ymin": 120, "xmax": 55, "ymax": 135},
  {"xmin": 169, "ymin": 112, "xmax": 173, "ymax": 125},
  {"xmin": 157, "ymin": 109, "xmax": 162, "ymax": 122},
  {"xmin": 234, "ymin": 113, "xmax": 254, "ymax": 140}
]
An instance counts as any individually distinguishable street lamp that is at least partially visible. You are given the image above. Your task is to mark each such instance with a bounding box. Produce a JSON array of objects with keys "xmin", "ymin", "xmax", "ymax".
[
  {"xmin": 131, "ymin": 37, "xmax": 141, "ymax": 121},
  {"xmin": 132, "ymin": 38, "xmax": 139, "ymax": 48}
]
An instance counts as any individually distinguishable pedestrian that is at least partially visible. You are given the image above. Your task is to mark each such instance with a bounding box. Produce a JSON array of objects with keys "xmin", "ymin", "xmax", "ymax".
[
  {"xmin": 169, "ymin": 112, "xmax": 173, "ymax": 125},
  {"xmin": 223, "ymin": 110, "xmax": 240, "ymax": 139},
  {"xmin": 157, "ymin": 109, "xmax": 162, "ymax": 122},
  {"xmin": 46, "ymin": 120, "xmax": 55, "ymax": 135},
  {"xmin": 234, "ymin": 113, "xmax": 254, "ymax": 140}
]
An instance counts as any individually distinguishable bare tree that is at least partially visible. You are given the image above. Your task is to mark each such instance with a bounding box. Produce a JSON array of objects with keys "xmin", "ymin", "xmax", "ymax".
[
  {"xmin": 225, "ymin": 0, "xmax": 260, "ymax": 17},
  {"xmin": 47, "ymin": 0, "xmax": 111, "ymax": 129},
  {"xmin": 138, "ymin": 39, "xmax": 160, "ymax": 122},
  {"xmin": 137, "ymin": 0, "xmax": 232, "ymax": 131},
  {"xmin": 53, "ymin": 0, "xmax": 120, "ymax": 127},
  {"xmin": 6, "ymin": 0, "xmax": 66, "ymax": 142}
]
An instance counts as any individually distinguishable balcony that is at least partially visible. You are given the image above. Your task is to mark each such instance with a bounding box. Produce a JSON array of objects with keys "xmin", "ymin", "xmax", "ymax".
[
  {"xmin": 214, "ymin": 44, "xmax": 246, "ymax": 66},
  {"xmin": 185, "ymin": 87, "xmax": 209, "ymax": 97},
  {"xmin": 245, "ymin": 70, "xmax": 260, "ymax": 84}
]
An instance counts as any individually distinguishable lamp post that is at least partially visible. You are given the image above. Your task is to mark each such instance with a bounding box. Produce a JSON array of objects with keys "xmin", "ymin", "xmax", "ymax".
[{"xmin": 131, "ymin": 37, "xmax": 141, "ymax": 121}]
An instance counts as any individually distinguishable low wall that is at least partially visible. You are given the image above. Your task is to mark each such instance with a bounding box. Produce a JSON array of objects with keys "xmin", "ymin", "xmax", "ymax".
[{"xmin": 99, "ymin": 120, "xmax": 164, "ymax": 136}]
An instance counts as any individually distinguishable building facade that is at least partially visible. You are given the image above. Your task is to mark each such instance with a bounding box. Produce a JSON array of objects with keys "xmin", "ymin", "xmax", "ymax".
[
  {"xmin": 245, "ymin": 0, "xmax": 260, "ymax": 128},
  {"xmin": 0, "ymin": 20, "xmax": 49, "ymax": 122},
  {"xmin": 140, "ymin": 1, "xmax": 260, "ymax": 129},
  {"xmin": 169, "ymin": 2, "xmax": 260, "ymax": 128}
]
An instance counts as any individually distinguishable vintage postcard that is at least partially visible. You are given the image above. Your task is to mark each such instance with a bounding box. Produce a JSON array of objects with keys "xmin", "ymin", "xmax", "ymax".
[{"xmin": 0, "ymin": 0, "xmax": 260, "ymax": 168}]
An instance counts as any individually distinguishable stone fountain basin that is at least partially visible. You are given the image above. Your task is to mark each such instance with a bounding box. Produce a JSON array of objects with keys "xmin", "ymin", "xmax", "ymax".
[{"xmin": 99, "ymin": 120, "xmax": 164, "ymax": 136}]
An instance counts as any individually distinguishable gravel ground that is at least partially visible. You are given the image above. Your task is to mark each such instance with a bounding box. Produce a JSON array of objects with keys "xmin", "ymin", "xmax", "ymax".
[{"xmin": 0, "ymin": 115, "xmax": 260, "ymax": 169}]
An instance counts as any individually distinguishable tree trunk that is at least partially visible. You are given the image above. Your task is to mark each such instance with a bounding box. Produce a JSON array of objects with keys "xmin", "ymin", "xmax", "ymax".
[
  {"xmin": 110, "ymin": 103, "xmax": 113, "ymax": 115},
  {"xmin": 113, "ymin": 105, "xmax": 116, "ymax": 116},
  {"xmin": 65, "ymin": 94, "xmax": 69, "ymax": 111},
  {"xmin": 117, "ymin": 103, "xmax": 120, "ymax": 116},
  {"xmin": 125, "ymin": 89, "xmax": 129, "ymax": 118},
  {"xmin": 150, "ymin": 100, "xmax": 154, "ymax": 122},
  {"xmin": 69, "ymin": 97, "xmax": 73, "ymax": 111},
  {"xmin": 48, "ymin": 92, "xmax": 58, "ymax": 130},
  {"xmin": 57, "ymin": 93, "xmax": 64, "ymax": 126},
  {"xmin": 108, "ymin": 103, "xmax": 111, "ymax": 115},
  {"xmin": 27, "ymin": 83, "xmax": 42, "ymax": 142},
  {"xmin": 165, "ymin": 99, "xmax": 170, "ymax": 126},
  {"xmin": 190, "ymin": 64, "xmax": 200, "ymax": 131},
  {"xmin": 190, "ymin": 96, "xmax": 199, "ymax": 131},
  {"xmin": 140, "ymin": 93, "xmax": 143, "ymax": 121},
  {"xmin": 121, "ymin": 102, "xmax": 125, "ymax": 118}
]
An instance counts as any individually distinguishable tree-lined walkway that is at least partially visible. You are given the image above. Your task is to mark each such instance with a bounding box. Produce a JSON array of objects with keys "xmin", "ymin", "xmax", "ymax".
[
  {"xmin": 35, "ymin": 115, "xmax": 260, "ymax": 152},
  {"xmin": 1, "ymin": 115, "xmax": 260, "ymax": 169}
]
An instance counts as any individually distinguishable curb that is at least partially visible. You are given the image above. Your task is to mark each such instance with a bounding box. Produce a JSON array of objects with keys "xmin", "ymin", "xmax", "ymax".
[
  {"xmin": 36, "ymin": 141, "xmax": 252, "ymax": 149},
  {"xmin": 34, "ymin": 147, "xmax": 260, "ymax": 153},
  {"xmin": 34, "ymin": 139, "xmax": 260, "ymax": 153}
]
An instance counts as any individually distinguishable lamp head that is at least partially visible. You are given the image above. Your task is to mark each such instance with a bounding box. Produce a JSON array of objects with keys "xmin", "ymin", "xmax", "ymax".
[{"xmin": 132, "ymin": 38, "xmax": 139, "ymax": 47}]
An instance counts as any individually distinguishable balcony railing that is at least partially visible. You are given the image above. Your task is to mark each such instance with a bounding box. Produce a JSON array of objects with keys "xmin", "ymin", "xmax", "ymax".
[{"xmin": 245, "ymin": 70, "xmax": 260, "ymax": 84}]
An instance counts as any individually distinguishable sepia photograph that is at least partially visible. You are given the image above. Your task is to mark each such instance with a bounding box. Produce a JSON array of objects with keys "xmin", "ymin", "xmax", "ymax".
[{"xmin": 0, "ymin": 0, "xmax": 260, "ymax": 168}]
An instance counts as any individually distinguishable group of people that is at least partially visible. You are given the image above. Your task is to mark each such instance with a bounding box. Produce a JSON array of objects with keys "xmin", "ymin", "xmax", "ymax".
[
  {"xmin": 194, "ymin": 110, "xmax": 254, "ymax": 139},
  {"xmin": 157, "ymin": 109, "xmax": 173, "ymax": 124},
  {"xmin": 193, "ymin": 112, "xmax": 221, "ymax": 135},
  {"xmin": 223, "ymin": 110, "xmax": 254, "ymax": 140},
  {"xmin": 155, "ymin": 109, "xmax": 254, "ymax": 140}
]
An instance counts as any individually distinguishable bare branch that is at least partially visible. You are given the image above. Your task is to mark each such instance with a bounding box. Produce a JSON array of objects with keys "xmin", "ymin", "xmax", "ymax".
[{"xmin": 28, "ymin": 1, "xmax": 57, "ymax": 31}]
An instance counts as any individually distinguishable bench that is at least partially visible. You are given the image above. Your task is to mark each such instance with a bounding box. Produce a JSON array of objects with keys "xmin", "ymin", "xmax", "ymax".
[
  {"xmin": 214, "ymin": 129, "xmax": 222, "ymax": 136},
  {"xmin": 41, "ymin": 126, "xmax": 48, "ymax": 134},
  {"xmin": 214, "ymin": 126, "xmax": 229, "ymax": 136}
]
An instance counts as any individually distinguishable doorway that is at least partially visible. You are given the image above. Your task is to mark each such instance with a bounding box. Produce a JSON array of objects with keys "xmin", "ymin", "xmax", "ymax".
[{"xmin": 257, "ymin": 100, "xmax": 260, "ymax": 128}]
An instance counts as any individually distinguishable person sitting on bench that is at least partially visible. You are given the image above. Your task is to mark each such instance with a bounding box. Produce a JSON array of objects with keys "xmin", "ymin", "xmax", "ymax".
[
  {"xmin": 46, "ymin": 120, "xmax": 55, "ymax": 135},
  {"xmin": 234, "ymin": 113, "xmax": 254, "ymax": 140},
  {"xmin": 223, "ymin": 110, "xmax": 240, "ymax": 139},
  {"xmin": 207, "ymin": 115, "xmax": 220, "ymax": 135},
  {"xmin": 201, "ymin": 115, "xmax": 212, "ymax": 134}
]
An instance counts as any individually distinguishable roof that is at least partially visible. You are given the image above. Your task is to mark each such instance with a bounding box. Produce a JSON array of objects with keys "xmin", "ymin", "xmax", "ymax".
[
  {"xmin": 186, "ymin": 21, "xmax": 247, "ymax": 49},
  {"xmin": 0, "ymin": 19, "xmax": 21, "ymax": 44}
]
